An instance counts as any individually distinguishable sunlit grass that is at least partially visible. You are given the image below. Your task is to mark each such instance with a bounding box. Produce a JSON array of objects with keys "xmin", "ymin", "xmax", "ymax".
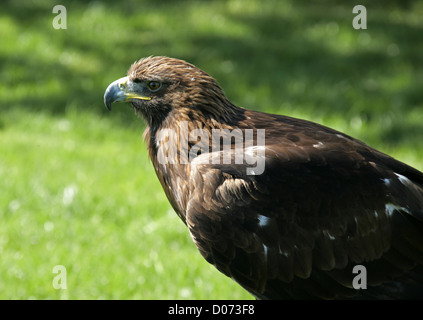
[{"xmin": 0, "ymin": 0, "xmax": 422, "ymax": 299}]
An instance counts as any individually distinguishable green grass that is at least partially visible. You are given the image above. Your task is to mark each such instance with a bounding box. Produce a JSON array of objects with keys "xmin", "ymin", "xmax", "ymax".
[{"xmin": 0, "ymin": 0, "xmax": 422, "ymax": 299}]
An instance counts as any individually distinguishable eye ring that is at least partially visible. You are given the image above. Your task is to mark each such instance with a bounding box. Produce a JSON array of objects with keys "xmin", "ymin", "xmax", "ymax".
[{"xmin": 148, "ymin": 81, "xmax": 162, "ymax": 92}]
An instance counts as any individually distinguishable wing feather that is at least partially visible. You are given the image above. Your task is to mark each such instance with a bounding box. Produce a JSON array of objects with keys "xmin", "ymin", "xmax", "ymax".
[{"xmin": 185, "ymin": 127, "xmax": 423, "ymax": 298}]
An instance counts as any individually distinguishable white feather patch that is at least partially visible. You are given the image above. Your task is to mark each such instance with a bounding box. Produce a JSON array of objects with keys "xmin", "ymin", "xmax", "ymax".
[
  {"xmin": 312, "ymin": 141, "xmax": 324, "ymax": 148},
  {"xmin": 394, "ymin": 172, "xmax": 411, "ymax": 186},
  {"xmin": 257, "ymin": 214, "xmax": 271, "ymax": 228},
  {"xmin": 382, "ymin": 178, "xmax": 391, "ymax": 186},
  {"xmin": 385, "ymin": 203, "xmax": 410, "ymax": 216}
]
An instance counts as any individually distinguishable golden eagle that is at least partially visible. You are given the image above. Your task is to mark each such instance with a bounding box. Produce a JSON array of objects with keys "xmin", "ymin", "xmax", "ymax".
[{"xmin": 104, "ymin": 56, "xmax": 423, "ymax": 299}]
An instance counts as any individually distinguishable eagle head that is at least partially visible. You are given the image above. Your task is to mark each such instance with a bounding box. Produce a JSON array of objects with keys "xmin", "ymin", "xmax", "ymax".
[{"xmin": 104, "ymin": 56, "xmax": 234, "ymax": 127}]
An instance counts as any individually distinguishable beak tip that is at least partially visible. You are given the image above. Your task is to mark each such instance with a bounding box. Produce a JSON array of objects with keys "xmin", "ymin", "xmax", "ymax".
[
  {"xmin": 104, "ymin": 98, "xmax": 112, "ymax": 111},
  {"xmin": 104, "ymin": 82, "xmax": 118, "ymax": 111}
]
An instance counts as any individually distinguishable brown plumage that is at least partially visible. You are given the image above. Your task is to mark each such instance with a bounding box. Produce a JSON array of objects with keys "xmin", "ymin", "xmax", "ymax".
[{"xmin": 104, "ymin": 56, "xmax": 423, "ymax": 299}]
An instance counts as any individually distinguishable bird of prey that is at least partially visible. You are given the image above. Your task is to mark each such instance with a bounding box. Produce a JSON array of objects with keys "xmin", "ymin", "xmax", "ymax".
[{"xmin": 104, "ymin": 56, "xmax": 423, "ymax": 299}]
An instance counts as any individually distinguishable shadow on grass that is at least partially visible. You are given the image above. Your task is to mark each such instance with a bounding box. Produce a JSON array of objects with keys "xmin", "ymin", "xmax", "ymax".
[{"xmin": 1, "ymin": 0, "xmax": 422, "ymax": 145}]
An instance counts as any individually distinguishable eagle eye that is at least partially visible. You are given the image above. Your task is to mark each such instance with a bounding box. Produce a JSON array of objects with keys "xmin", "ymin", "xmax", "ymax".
[{"xmin": 148, "ymin": 81, "xmax": 162, "ymax": 92}]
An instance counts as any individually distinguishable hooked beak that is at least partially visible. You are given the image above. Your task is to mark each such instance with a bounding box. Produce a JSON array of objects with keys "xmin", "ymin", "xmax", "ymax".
[{"xmin": 104, "ymin": 76, "xmax": 151, "ymax": 111}]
